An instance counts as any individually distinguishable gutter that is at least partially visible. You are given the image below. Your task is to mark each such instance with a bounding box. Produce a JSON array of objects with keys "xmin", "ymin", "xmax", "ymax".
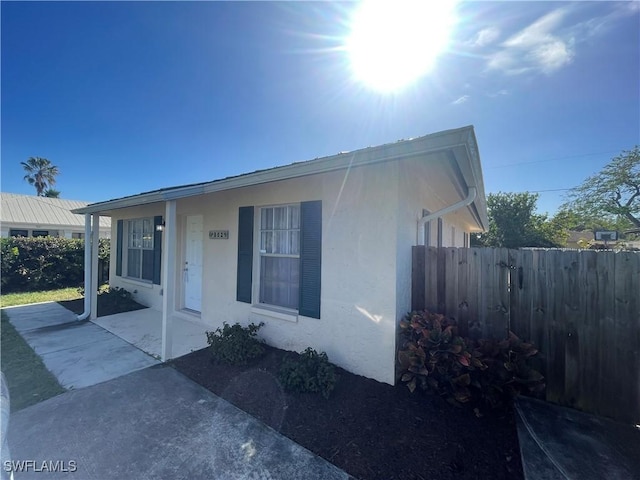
[
  {"xmin": 77, "ymin": 214, "xmax": 92, "ymax": 320},
  {"xmin": 417, "ymin": 187, "xmax": 477, "ymax": 245}
]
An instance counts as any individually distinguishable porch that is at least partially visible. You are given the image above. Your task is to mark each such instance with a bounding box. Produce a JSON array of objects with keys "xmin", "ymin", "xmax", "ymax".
[{"xmin": 92, "ymin": 309, "xmax": 209, "ymax": 359}]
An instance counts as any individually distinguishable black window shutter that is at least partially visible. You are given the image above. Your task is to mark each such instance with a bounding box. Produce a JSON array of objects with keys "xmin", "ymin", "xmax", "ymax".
[
  {"xmin": 153, "ymin": 216, "xmax": 163, "ymax": 285},
  {"xmin": 116, "ymin": 219, "xmax": 123, "ymax": 276},
  {"xmin": 236, "ymin": 206, "xmax": 254, "ymax": 303},
  {"xmin": 299, "ymin": 200, "xmax": 322, "ymax": 318}
]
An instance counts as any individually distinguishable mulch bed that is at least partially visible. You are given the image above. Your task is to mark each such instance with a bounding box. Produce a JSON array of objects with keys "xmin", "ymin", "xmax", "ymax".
[
  {"xmin": 171, "ymin": 345, "xmax": 524, "ymax": 480},
  {"xmin": 59, "ymin": 297, "xmax": 146, "ymax": 317}
]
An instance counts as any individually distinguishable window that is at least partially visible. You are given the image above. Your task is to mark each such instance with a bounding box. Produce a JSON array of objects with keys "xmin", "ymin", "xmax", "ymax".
[
  {"xmin": 115, "ymin": 216, "xmax": 162, "ymax": 284},
  {"xmin": 437, "ymin": 218, "xmax": 443, "ymax": 248},
  {"xmin": 72, "ymin": 232, "xmax": 84, "ymax": 239},
  {"xmin": 32, "ymin": 230, "xmax": 58, "ymax": 237},
  {"xmin": 259, "ymin": 205, "xmax": 300, "ymax": 310},
  {"xmin": 237, "ymin": 201, "xmax": 321, "ymax": 319},
  {"xmin": 9, "ymin": 229, "xmax": 28, "ymax": 237},
  {"xmin": 126, "ymin": 218, "xmax": 154, "ymax": 281},
  {"xmin": 422, "ymin": 209, "xmax": 431, "ymax": 246}
]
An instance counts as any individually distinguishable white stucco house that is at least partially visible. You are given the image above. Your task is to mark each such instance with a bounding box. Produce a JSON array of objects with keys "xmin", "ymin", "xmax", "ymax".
[
  {"xmin": 73, "ymin": 126, "xmax": 488, "ymax": 385},
  {"xmin": 0, "ymin": 193, "xmax": 111, "ymax": 239}
]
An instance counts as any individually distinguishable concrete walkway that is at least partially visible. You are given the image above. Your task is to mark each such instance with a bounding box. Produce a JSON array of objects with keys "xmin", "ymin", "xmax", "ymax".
[
  {"xmin": 3, "ymin": 302, "xmax": 158, "ymax": 389},
  {"xmin": 515, "ymin": 396, "xmax": 640, "ymax": 480},
  {"xmin": 7, "ymin": 366, "xmax": 349, "ymax": 480}
]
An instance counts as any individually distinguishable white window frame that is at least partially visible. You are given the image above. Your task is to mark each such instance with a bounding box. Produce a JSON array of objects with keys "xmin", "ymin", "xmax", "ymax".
[
  {"xmin": 124, "ymin": 217, "xmax": 154, "ymax": 282},
  {"xmin": 256, "ymin": 203, "xmax": 301, "ymax": 311}
]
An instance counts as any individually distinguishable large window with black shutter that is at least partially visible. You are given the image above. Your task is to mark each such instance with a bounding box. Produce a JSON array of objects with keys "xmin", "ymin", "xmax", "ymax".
[
  {"xmin": 115, "ymin": 216, "xmax": 162, "ymax": 284},
  {"xmin": 236, "ymin": 201, "xmax": 321, "ymax": 319}
]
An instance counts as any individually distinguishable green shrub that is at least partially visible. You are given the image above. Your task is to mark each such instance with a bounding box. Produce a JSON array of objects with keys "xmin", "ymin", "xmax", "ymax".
[
  {"xmin": 397, "ymin": 310, "xmax": 544, "ymax": 408},
  {"xmin": 0, "ymin": 237, "xmax": 109, "ymax": 293},
  {"xmin": 278, "ymin": 347, "xmax": 337, "ymax": 399},
  {"xmin": 206, "ymin": 322, "xmax": 265, "ymax": 365}
]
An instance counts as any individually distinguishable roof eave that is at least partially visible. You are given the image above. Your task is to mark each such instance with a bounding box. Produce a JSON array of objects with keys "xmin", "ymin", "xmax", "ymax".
[{"xmin": 73, "ymin": 125, "xmax": 486, "ymax": 219}]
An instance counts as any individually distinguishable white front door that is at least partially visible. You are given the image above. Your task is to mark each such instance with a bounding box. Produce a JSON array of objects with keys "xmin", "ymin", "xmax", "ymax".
[{"xmin": 184, "ymin": 215, "xmax": 203, "ymax": 312}]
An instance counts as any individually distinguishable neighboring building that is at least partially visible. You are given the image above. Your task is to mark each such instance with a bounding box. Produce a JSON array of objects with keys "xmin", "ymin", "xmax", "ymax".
[
  {"xmin": 565, "ymin": 230, "xmax": 593, "ymax": 249},
  {"xmin": 0, "ymin": 193, "xmax": 111, "ymax": 239},
  {"xmin": 74, "ymin": 126, "xmax": 488, "ymax": 385}
]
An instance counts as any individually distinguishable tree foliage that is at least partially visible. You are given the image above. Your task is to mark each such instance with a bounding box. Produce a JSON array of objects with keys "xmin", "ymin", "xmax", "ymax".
[
  {"xmin": 43, "ymin": 189, "xmax": 61, "ymax": 198},
  {"xmin": 473, "ymin": 192, "xmax": 563, "ymax": 248},
  {"xmin": 21, "ymin": 157, "xmax": 60, "ymax": 196},
  {"xmin": 564, "ymin": 146, "xmax": 640, "ymax": 228}
]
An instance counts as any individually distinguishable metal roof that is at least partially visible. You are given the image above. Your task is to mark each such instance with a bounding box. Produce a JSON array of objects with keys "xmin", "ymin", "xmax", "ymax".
[
  {"xmin": 0, "ymin": 193, "xmax": 111, "ymax": 229},
  {"xmin": 73, "ymin": 125, "xmax": 488, "ymax": 230}
]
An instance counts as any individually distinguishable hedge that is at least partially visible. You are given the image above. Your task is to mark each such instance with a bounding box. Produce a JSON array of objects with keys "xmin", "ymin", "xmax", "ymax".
[{"xmin": 1, "ymin": 237, "xmax": 110, "ymax": 293}]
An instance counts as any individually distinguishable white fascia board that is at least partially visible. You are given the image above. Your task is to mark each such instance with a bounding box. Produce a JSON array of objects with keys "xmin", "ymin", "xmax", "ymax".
[{"xmin": 73, "ymin": 126, "xmax": 478, "ymax": 216}]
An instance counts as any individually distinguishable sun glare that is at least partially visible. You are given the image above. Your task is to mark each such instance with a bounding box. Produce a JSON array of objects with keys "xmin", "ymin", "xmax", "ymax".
[{"xmin": 346, "ymin": 1, "xmax": 458, "ymax": 92}]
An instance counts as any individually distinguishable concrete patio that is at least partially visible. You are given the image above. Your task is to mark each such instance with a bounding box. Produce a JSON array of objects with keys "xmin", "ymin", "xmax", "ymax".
[{"xmin": 93, "ymin": 308, "xmax": 209, "ymax": 359}]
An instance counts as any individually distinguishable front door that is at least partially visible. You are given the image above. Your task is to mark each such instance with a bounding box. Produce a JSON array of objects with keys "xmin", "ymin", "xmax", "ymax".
[{"xmin": 184, "ymin": 215, "xmax": 203, "ymax": 312}]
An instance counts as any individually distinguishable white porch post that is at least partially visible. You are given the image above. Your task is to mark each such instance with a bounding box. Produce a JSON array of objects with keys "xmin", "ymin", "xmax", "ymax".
[
  {"xmin": 161, "ymin": 200, "xmax": 177, "ymax": 361},
  {"xmin": 90, "ymin": 214, "xmax": 100, "ymax": 320}
]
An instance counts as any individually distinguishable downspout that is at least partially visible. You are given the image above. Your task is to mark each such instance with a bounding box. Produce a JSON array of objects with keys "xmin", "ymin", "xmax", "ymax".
[
  {"xmin": 77, "ymin": 214, "xmax": 92, "ymax": 320},
  {"xmin": 418, "ymin": 187, "xmax": 477, "ymax": 245}
]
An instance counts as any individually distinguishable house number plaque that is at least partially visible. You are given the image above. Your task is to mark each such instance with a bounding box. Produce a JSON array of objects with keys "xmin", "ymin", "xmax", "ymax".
[{"xmin": 209, "ymin": 230, "xmax": 229, "ymax": 240}]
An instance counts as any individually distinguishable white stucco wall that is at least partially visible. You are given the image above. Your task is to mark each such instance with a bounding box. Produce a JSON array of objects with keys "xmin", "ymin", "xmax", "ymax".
[
  {"xmin": 109, "ymin": 162, "xmax": 401, "ymax": 384},
  {"xmin": 108, "ymin": 157, "xmax": 482, "ymax": 385}
]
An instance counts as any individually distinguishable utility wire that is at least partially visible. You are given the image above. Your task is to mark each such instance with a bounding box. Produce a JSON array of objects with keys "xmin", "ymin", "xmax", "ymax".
[{"xmin": 486, "ymin": 150, "xmax": 619, "ymax": 169}]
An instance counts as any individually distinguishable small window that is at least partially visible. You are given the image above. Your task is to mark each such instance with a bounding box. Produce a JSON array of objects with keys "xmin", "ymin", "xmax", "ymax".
[
  {"xmin": 259, "ymin": 205, "xmax": 300, "ymax": 310},
  {"xmin": 32, "ymin": 230, "xmax": 50, "ymax": 237},
  {"xmin": 9, "ymin": 229, "xmax": 28, "ymax": 237},
  {"xmin": 126, "ymin": 218, "xmax": 154, "ymax": 281},
  {"xmin": 72, "ymin": 232, "xmax": 84, "ymax": 239},
  {"xmin": 437, "ymin": 218, "xmax": 443, "ymax": 248},
  {"xmin": 422, "ymin": 209, "xmax": 431, "ymax": 246}
]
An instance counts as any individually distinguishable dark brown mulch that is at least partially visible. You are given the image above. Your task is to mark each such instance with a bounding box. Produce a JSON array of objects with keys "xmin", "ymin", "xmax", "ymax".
[
  {"xmin": 171, "ymin": 345, "xmax": 524, "ymax": 480},
  {"xmin": 58, "ymin": 297, "xmax": 146, "ymax": 317}
]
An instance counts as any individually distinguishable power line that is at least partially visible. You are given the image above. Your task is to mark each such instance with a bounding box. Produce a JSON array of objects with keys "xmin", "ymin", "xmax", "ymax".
[
  {"xmin": 527, "ymin": 188, "xmax": 573, "ymax": 193},
  {"xmin": 486, "ymin": 150, "xmax": 619, "ymax": 169}
]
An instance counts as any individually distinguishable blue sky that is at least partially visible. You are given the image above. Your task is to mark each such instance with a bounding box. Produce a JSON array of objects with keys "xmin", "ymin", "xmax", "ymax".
[{"xmin": 2, "ymin": 1, "xmax": 638, "ymax": 215}]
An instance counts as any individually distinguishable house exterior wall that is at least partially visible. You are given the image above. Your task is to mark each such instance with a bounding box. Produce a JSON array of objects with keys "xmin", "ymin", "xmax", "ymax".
[
  {"xmin": 109, "ymin": 162, "xmax": 401, "ymax": 384},
  {"xmin": 394, "ymin": 158, "xmax": 475, "ymax": 337},
  {"xmin": 1, "ymin": 224, "xmax": 110, "ymax": 239},
  {"xmin": 108, "ymin": 158, "xmax": 481, "ymax": 385}
]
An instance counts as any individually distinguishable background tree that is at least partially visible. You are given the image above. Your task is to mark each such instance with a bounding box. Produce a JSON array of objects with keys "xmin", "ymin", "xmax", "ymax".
[
  {"xmin": 21, "ymin": 157, "xmax": 59, "ymax": 196},
  {"xmin": 43, "ymin": 189, "xmax": 61, "ymax": 198},
  {"xmin": 564, "ymin": 146, "xmax": 639, "ymax": 229},
  {"xmin": 472, "ymin": 192, "xmax": 563, "ymax": 248}
]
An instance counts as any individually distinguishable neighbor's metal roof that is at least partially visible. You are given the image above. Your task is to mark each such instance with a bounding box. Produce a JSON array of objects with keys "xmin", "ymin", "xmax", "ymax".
[{"xmin": 0, "ymin": 193, "xmax": 111, "ymax": 229}]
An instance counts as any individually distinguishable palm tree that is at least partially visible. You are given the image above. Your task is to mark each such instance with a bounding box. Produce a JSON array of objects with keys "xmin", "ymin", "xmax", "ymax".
[
  {"xmin": 21, "ymin": 157, "xmax": 60, "ymax": 196},
  {"xmin": 43, "ymin": 189, "xmax": 61, "ymax": 198}
]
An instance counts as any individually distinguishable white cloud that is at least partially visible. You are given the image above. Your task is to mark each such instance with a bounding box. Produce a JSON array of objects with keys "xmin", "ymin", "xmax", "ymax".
[
  {"xmin": 468, "ymin": 27, "xmax": 500, "ymax": 47},
  {"xmin": 484, "ymin": 3, "xmax": 638, "ymax": 77},
  {"xmin": 487, "ymin": 8, "xmax": 574, "ymax": 76},
  {"xmin": 452, "ymin": 95, "xmax": 470, "ymax": 105}
]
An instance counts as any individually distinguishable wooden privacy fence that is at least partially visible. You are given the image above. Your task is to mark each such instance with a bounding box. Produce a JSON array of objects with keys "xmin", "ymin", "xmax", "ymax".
[{"xmin": 411, "ymin": 246, "xmax": 640, "ymax": 424}]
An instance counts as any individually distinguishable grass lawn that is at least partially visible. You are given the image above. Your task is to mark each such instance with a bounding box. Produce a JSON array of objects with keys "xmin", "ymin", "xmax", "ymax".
[
  {"xmin": 0, "ymin": 287, "xmax": 82, "ymax": 308},
  {"xmin": 0, "ymin": 310, "xmax": 65, "ymax": 412}
]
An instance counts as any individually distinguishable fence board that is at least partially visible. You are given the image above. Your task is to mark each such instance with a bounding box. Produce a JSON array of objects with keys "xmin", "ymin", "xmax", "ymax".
[
  {"xmin": 410, "ymin": 246, "xmax": 640, "ymax": 424},
  {"xmin": 613, "ymin": 252, "xmax": 640, "ymax": 423}
]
